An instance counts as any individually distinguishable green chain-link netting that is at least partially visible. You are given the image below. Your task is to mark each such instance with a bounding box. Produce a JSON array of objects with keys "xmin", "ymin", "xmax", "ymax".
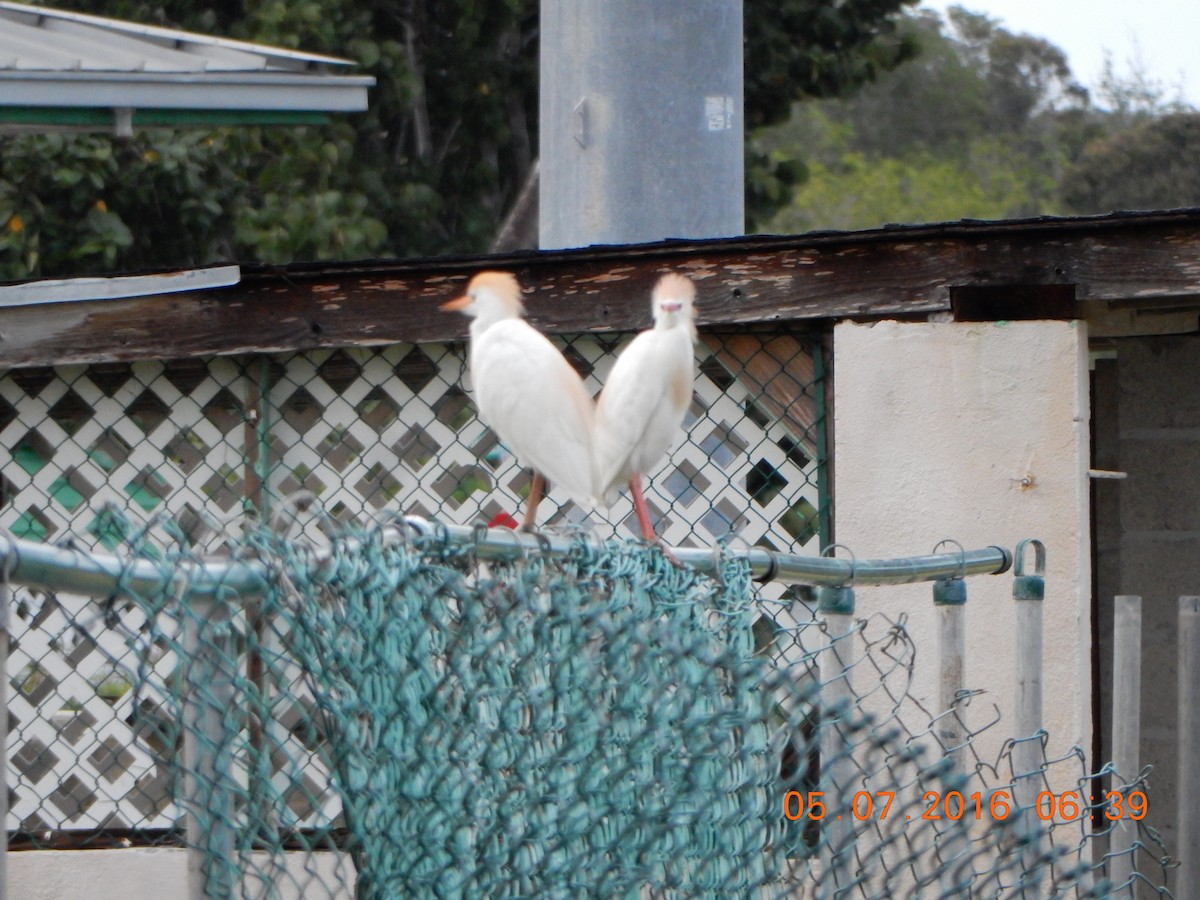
[{"xmin": 69, "ymin": 517, "xmax": 1169, "ymax": 899}]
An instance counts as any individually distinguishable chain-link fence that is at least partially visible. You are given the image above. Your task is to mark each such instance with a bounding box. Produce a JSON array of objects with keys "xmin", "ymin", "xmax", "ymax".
[
  {"xmin": 0, "ymin": 328, "xmax": 1176, "ymax": 896},
  {"xmin": 0, "ymin": 517, "xmax": 1176, "ymax": 897},
  {"xmin": 3, "ymin": 328, "xmax": 825, "ymax": 847}
]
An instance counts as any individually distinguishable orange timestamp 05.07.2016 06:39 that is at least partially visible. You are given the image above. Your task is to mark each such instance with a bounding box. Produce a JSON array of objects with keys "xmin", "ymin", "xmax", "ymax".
[{"xmin": 782, "ymin": 789, "xmax": 1148, "ymax": 823}]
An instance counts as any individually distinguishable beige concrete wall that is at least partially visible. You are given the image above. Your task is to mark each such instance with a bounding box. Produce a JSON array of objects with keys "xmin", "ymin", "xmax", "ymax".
[
  {"xmin": 8, "ymin": 848, "xmax": 354, "ymax": 899},
  {"xmin": 833, "ymin": 319, "xmax": 1091, "ymax": 781}
]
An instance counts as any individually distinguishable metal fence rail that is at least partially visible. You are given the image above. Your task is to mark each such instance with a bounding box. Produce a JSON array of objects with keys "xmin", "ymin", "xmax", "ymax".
[{"xmin": 0, "ymin": 517, "xmax": 1012, "ymax": 600}]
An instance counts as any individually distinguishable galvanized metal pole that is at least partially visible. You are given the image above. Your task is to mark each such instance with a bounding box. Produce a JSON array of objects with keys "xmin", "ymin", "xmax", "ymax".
[
  {"xmin": 183, "ymin": 595, "xmax": 238, "ymax": 899},
  {"xmin": 539, "ymin": 0, "xmax": 744, "ymax": 249},
  {"xmin": 1110, "ymin": 595, "xmax": 1141, "ymax": 896},
  {"xmin": 934, "ymin": 578, "xmax": 967, "ymax": 768},
  {"xmin": 934, "ymin": 577, "xmax": 968, "ymax": 896},
  {"xmin": 818, "ymin": 585, "xmax": 856, "ymax": 895},
  {"xmin": 0, "ymin": 525, "xmax": 1012, "ymax": 600},
  {"xmin": 1012, "ymin": 540, "xmax": 1045, "ymax": 893},
  {"xmin": 1177, "ymin": 596, "xmax": 1200, "ymax": 900},
  {"xmin": 1013, "ymin": 553, "xmax": 1045, "ymax": 743}
]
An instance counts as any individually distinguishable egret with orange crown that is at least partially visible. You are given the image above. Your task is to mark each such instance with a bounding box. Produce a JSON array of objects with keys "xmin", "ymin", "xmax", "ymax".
[
  {"xmin": 441, "ymin": 271, "xmax": 594, "ymax": 530},
  {"xmin": 593, "ymin": 272, "xmax": 697, "ymax": 541}
]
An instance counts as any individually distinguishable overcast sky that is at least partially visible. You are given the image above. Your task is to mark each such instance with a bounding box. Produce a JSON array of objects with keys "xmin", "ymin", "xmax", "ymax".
[{"xmin": 918, "ymin": 1, "xmax": 1200, "ymax": 109}]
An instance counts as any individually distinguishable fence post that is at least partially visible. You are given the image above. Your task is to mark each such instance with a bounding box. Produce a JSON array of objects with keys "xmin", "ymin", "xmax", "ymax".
[
  {"xmin": 182, "ymin": 594, "xmax": 239, "ymax": 899},
  {"xmin": 1177, "ymin": 596, "xmax": 1200, "ymax": 900},
  {"xmin": 934, "ymin": 575, "xmax": 967, "ymax": 769},
  {"xmin": 934, "ymin": 574, "xmax": 968, "ymax": 894},
  {"xmin": 818, "ymin": 583, "xmax": 856, "ymax": 895},
  {"xmin": 1110, "ymin": 595, "xmax": 1141, "ymax": 896},
  {"xmin": 1012, "ymin": 539, "xmax": 1045, "ymax": 892}
]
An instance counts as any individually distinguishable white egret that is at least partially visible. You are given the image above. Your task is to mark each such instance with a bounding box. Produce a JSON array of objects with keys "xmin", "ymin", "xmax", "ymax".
[
  {"xmin": 593, "ymin": 272, "xmax": 697, "ymax": 541},
  {"xmin": 441, "ymin": 271, "xmax": 594, "ymax": 530}
]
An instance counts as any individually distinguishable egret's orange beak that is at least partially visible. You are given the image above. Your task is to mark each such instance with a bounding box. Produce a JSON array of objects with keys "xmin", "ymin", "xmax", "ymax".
[{"xmin": 441, "ymin": 295, "xmax": 471, "ymax": 312}]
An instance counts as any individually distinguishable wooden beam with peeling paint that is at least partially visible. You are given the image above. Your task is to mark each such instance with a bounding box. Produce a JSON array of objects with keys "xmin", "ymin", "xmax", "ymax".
[{"xmin": 0, "ymin": 210, "xmax": 1199, "ymax": 368}]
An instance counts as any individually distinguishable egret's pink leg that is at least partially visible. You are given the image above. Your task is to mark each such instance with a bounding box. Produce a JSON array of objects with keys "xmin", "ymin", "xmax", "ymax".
[
  {"xmin": 630, "ymin": 475, "xmax": 683, "ymax": 565},
  {"xmin": 629, "ymin": 474, "xmax": 657, "ymax": 541},
  {"xmin": 521, "ymin": 471, "xmax": 546, "ymax": 532}
]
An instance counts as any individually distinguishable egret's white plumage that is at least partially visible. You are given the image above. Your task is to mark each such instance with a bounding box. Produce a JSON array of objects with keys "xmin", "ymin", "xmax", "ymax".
[
  {"xmin": 442, "ymin": 272, "xmax": 594, "ymax": 524},
  {"xmin": 593, "ymin": 272, "xmax": 697, "ymax": 539}
]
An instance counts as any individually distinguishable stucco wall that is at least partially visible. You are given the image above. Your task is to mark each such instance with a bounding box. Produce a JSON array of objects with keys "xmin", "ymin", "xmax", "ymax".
[{"xmin": 833, "ymin": 319, "xmax": 1091, "ymax": 783}]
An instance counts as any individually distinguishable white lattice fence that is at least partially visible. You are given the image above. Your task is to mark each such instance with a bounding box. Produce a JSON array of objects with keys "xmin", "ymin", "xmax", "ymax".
[
  {"xmin": 2, "ymin": 357, "xmax": 252, "ymax": 836},
  {"xmin": 8, "ymin": 592, "xmax": 179, "ymax": 832},
  {"xmin": 2, "ymin": 332, "xmax": 823, "ymax": 839}
]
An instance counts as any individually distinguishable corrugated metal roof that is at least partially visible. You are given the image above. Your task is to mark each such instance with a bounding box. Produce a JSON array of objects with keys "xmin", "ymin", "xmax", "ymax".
[{"xmin": 0, "ymin": 1, "xmax": 373, "ymax": 132}]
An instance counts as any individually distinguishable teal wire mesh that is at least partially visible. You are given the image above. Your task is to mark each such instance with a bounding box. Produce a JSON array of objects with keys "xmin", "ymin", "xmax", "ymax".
[
  {"xmin": 267, "ymin": 530, "xmax": 777, "ymax": 897},
  {"xmin": 139, "ymin": 524, "xmax": 794, "ymax": 897},
  {"xmin": 53, "ymin": 517, "xmax": 1170, "ymax": 898}
]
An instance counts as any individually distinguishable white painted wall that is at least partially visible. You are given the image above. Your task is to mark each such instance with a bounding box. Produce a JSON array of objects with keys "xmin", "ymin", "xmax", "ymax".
[
  {"xmin": 8, "ymin": 848, "xmax": 354, "ymax": 899},
  {"xmin": 833, "ymin": 319, "xmax": 1091, "ymax": 783}
]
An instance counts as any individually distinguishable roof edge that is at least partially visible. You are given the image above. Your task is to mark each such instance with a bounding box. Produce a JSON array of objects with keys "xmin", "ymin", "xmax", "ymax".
[{"xmin": 0, "ymin": 1, "xmax": 358, "ymax": 67}]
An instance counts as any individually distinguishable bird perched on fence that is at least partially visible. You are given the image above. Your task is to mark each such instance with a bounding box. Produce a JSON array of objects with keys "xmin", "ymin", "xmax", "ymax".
[
  {"xmin": 593, "ymin": 272, "xmax": 697, "ymax": 542},
  {"xmin": 441, "ymin": 271, "xmax": 594, "ymax": 530}
]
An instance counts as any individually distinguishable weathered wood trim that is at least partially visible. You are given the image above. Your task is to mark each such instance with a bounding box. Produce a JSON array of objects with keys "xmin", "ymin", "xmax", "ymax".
[{"xmin": 2, "ymin": 211, "xmax": 1200, "ymax": 368}]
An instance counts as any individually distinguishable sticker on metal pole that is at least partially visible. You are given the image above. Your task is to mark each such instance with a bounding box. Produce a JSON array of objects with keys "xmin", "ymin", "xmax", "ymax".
[{"xmin": 705, "ymin": 95, "xmax": 734, "ymax": 130}]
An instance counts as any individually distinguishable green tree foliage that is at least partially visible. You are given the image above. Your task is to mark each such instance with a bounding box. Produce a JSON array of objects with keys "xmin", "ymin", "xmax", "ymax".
[
  {"xmin": 759, "ymin": 6, "xmax": 1108, "ymax": 233},
  {"xmin": 774, "ymin": 7, "xmax": 1085, "ymax": 161},
  {"xmin": 1060, "ymin": 113, "xmax": 1200, "ymax": 213},
  {"xmin": 1053, "ymin": 52, "xmax": 1200, "ymax": 214},
  {"xmin": 1092, "ymin": 49, "xmax": 1193, "ymax": 129},
  {"xmin": 744, "ymin": 0, "xmax": 919, "ymax": 126},
  {"xmin": 758, "ymin": 4, "xmax": 1200, "ymax": 234},
  {"xmin": 769, "ymin": 135, "xmax": 1055, "ymax": 234},
  {"xmin": 944, "ymin": 7, "xmax": 1084, "ymax": 132},
  {"xmin": 0, "ymin": 133, "xmax": 231, "ymax": 275},
  {"xmin": 0, "ymin": 0, "xmax": 918, "ymax": 279},
  {"xmin": 744, "ymin": 0, "xmax": 920, "ymax": 225}
]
